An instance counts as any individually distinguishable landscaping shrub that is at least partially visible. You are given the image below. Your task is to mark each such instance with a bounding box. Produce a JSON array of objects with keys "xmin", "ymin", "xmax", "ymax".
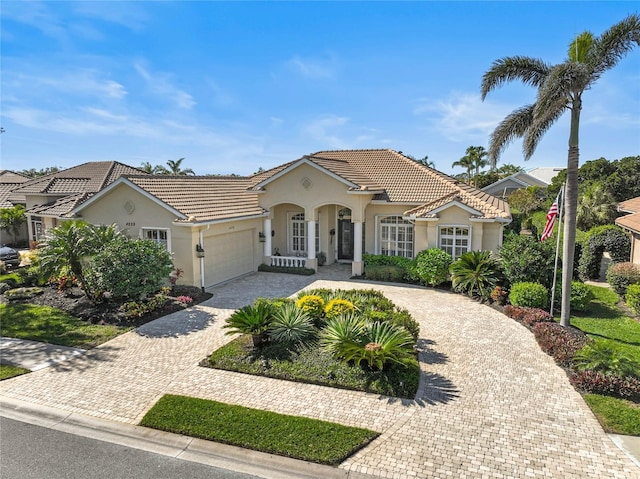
[
  {"xmin": 532, "ymin": 322, "xmax": 589, "ymax": 367},
  {"xmin": 269, "ymin": 303, "xmax": 315, "ymax": 344},
  {"xmin": 503, "ymin": 304, "xmax": 530, "ymax": 322},
  {"xmin": 498, "ymin": 234, "xmax": 555, "ymax": 288},
  {"xmin": 324, "ymin": 299, "xmax": 355, "ymax": 320},
  {"xmin": 363, "ymin": 253, "xmax": 413, "ymax": 269},
  {"xmin": 449, "ymin": 250, "xmax": 501, "ymax": 299},
  {"xmin": 295, "ymin": 295, "xmax": 325, "ymax": 323},
  {"xmin": 83, "ymin": 237, "xmax": 173, "ymax": 301},
  {"xmin": 121, "ymin": 293, "xmax": 170, "ymax": 319},
  {"xmin": 573, "ymin": 340, "xmax": 640, "ymax": 377},
  {"xmin": 364, "ymin": 264, "xmax": 405, "ymax": 283},
  {"xmin": 254, "ymin": 297, "xmax": 294, "ymax": 310},
  {"xmin": 579, "ymin": 225, "xmax": 631, "ymax": 280},
  {"xmin": 409, "ymin": 248, "xmax": 452, "ymax": 287},
  {"xmin": 509, "ymin": 282, "xmax": 549, "ymax": 309},
  {"xmin": 0, "ymin": 272, "xmax": 21, "ymax": 288},
  {"xmin": 569, "ymin": 370, "xmax": 640, "ymax": 402},
  {"xmin": 553, "ymin": 281, "xmax": 594, "ymax": 312},
  {"xmin": 606, "ymin": 262, "xmax": 640, "ymax": 297},
  {"xmin": 503, "ymin": 305, "xmax": 553, "ymax": 328},
  {"xmin": 223, "ymin": 303, "xmax": 274, "ymax": 347},
  {"xmin": 390, "ymin": 308, "xmax": 420, "ymax": 342},
  {"xmin": 258, "ymin": 264, "xmax": 315, "ymax": 275},
  {"xmin": 627, "ymin": 284, "xmax": 640, "ymax": 316}
]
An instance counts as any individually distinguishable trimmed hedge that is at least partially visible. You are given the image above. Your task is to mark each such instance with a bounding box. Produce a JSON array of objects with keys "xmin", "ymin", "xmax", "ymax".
[
  {"xmin": 606, "ymin": 262, "xmax": 640, "ymax": 297},
  {"xmin": 578, "ymin": 225, "xmax": 630, "ymax": 280},
  {"xmin": 410, "ymin": 248, "xmax": 452, "ymax": 287},
  {"xmin": 509, "ymin": 282, "xmax": 549, "ymax": 309},
  {"xmin": 627, "ymin": 284, "xmax": 640, "ymax": 316},
  {"xmin": 258, "ymin": 264, "xmax": 315, "ymax": 275},
  {"xmin": 364, "ymin": 264, "xmax": 405, "ymax": 283}
]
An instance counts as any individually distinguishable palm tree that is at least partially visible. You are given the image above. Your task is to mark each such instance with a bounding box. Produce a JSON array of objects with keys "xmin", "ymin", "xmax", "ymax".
[
  {"xmin": 481, "ymin": 14, "xmax": 640, "ymax": 327},
  {"xmin": 451, "ymin": 155, "xmax": 474, "ymax": 184},
  {"xmin": 466, "ymin": 146, "xmax": 489, "ymax": 186},
  {"xmin": 576, "ymin": 182, "xmax": 617, "ymax": 230},
  {"xmin": 165, "ymin": 158, "xmax": 195, "ymax": 176}
]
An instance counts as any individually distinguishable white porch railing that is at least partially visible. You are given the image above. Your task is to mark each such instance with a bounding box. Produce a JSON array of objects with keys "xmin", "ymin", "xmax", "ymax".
[{"xmin": 270, "ymin": 256, "xmax": 307, "ymax": 268}]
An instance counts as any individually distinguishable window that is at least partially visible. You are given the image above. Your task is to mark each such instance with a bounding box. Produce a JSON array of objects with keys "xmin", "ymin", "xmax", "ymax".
[
  {"xmin": 290, "ymin": 213, "xmax": 306, "ymax": 255},
  {"xmin": 438, "ymin": 226, "xmax": 470, "ymax": 260},
  {"xmin": 142, "ymin": 228, "xmax": 170, "ymax": 251},
  {"xmin": 379, "ymin": 216, "xmax": 414, "ymax": 258}
]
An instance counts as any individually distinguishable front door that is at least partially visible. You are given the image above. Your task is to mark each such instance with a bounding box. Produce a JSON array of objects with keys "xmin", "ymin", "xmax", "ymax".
[{"xmin": 338, "ymin": 219, "xmax": 354, "ymax": 260}]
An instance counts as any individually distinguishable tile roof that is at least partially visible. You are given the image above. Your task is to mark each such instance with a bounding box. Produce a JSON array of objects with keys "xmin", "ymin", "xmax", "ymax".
[
  {"xmin": 619, "ymin": 197, "xmax": 640, "ymax": 214},
  {"xmin": 10, "ymin": 161, "xmax": 146, "ymax": 216},
  {"xmin": 253, "ymin": 149, "xmax": 510, "ymax": 220},
  {"xmin": 0, "ymin": 171, "xmax": 30, "ymax": 207},
  {"xmin": 0, "ymin": 171, "xmax": 30, "ymax": 183},
  {"xmin": 126, "ymin": 176, "xmax": 266, "ymax": 222},
  {"xmin": 616, "ymin": 213, "xmax": 640, "ymax": 234}
]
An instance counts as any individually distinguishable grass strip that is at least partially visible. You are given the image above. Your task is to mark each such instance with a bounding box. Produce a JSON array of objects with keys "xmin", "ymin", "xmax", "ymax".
[
  {"xmin": 0, "ymin": 304, "xmax": 127, "ymax": 348},
  {"xmin": 583, "ymin": 393, "xmax": 640, "ymax": 435},
  {"xmin": 0, "ymin": 364, "xmax": 30, "ymax": 380},
  {"xmin": 140, "ymin": 394, "xmax": 379, "ymax": 465}
]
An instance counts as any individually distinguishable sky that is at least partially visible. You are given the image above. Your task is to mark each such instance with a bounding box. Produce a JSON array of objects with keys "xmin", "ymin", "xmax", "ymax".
[{"xmin": 1, "ymin": 1, "xmax": 639, "ymax": 177}]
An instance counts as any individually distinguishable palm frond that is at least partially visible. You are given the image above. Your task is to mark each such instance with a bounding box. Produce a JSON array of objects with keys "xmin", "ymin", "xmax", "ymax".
[
  {"xmin": 481, "ymin": 56, "xmax": 550, "ymax": 99},
  {"xmin": 523, "ymin": 97, "xmax": 567, "ymax": 160},
  {"xmin": 487, "ymin": 105, "xmax": 534, "ymax": 165},
  {"xmin": 588, "ymin": 14, "xmax": 640, "ymax": 78}
]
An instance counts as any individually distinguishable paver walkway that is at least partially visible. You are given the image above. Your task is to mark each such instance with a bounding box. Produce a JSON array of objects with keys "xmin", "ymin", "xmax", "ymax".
[{"xmin": 1, "ymin": 264, "xmax": 637, "ymax": 478}]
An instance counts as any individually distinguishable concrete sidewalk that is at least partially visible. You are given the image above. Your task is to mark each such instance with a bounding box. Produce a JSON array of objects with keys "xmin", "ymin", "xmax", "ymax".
[{"xmin": 1, "ymin": 337, "xmax": 86, "ymax": 371}]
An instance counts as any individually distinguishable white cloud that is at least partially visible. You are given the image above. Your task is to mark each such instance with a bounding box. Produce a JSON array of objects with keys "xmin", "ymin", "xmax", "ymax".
[
  {"xmin": 286, "ymin": 54, "xmax": 337, "ymax": 79},
  {"xmin": 134, "ymin": 62, "xmax": 196, "ymax": 110},
  {"xmin": 71, "ymin": 2, "xmax": 149, "ymax": 32},
  {"xmin": 415, "ymin": 92, "xmax": 513, "ymax": 143},
  {"xmin": 303, "ymin": 115, "xmax": 350, "ymax": 148}
]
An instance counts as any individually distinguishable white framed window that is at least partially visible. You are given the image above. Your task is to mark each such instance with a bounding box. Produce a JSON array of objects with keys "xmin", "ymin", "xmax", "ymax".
[
  {"xmin": 378, "ymin": 216, "xmax": 414, "ymax": 258},
  {"xmin": 438, "ymin": 226, "xmax": 470, "ymax": 260},
  {"xmin": 142, "ymin": 228, "xmax": 170, "ymax": 251},
  {"xmin": 289, "ymin": 213, "xmax": 306, "ymax": 255}
]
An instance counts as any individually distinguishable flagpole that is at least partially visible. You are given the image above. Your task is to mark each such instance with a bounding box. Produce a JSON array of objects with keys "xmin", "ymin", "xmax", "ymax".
[{"xmin": 549, "ymin": 184, "xmax": 565, "ymax": 315}]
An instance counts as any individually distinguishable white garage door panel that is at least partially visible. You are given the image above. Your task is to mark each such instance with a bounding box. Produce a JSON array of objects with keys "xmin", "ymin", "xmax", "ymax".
[{"xmin": 205, "ymin": 230, "xmax": 255, "ymax": 286}]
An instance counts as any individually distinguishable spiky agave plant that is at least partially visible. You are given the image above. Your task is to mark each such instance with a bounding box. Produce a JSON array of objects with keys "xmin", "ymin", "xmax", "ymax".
[
  {"xmin": 449, "ymin": 251, "xmax": 501, "ymax": 300},
  {"xmin": 269, "ymin": 303, "xmax": 315, "ymax": 344}
]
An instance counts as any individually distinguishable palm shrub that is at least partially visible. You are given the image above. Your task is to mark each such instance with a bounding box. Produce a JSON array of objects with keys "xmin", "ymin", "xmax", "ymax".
[
  {"xmin": 409, "ymin": 248, "xmax": 452, "ymax": 286},
  {"xmin": 509, "ymin": 282, "xmax": 549, "ymax": 309},
  {"xmin": 449, "ymin": 251, "xmax": 501, "ymax": 300},
  {"xmin": 321, "ymin": 315, "xmax": 416, "ymax": 370},
  {"xmin": 223, "ymin": 303, "xmax": 274, "ymax": 347},
  {"xmin": 627, "ymin": 284, "xmax": 640, "ymax": 316},
  {"xmin": 606, "ymin": 262, "xmax": 640, "ymax": 297},
  {"xmin": 574, "ymin": 340, "xmax": 640, "ymax": 378},
  {"xmin": 269, "ymin": 303, "xmax": 315, "ymax": 344}
]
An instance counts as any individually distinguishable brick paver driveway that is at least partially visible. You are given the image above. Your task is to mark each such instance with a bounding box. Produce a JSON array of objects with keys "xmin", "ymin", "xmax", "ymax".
[{"xmin": 1, "ymin": 265, "xmax": 637, "ymax": 478}]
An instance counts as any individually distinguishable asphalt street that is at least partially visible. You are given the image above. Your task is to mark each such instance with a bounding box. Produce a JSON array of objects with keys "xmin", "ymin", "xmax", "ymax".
[{"xmin": 0, "ymin": 417, "xmax": 262, "ymax": 479}]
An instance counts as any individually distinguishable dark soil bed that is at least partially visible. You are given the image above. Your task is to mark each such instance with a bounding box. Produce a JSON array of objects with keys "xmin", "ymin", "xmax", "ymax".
[{"xmin": 0, "ymin": 285, "xmax": 213, "ymax": 328}]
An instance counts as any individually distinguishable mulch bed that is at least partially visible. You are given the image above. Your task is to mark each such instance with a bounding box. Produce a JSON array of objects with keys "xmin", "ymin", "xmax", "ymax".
[{"xmin": 0, "ymin": 285, "xmax": 213, "ymax": 328}]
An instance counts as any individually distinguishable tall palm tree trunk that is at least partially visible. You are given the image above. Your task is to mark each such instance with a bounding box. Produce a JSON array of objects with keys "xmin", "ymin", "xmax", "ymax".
[{"xmin": 560, "ymin": 102, "xmax": 581, "ymax": 327}]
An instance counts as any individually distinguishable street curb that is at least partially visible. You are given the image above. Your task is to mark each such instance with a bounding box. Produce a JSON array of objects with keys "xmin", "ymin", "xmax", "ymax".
[{"xmin": 0, "ymin": 395, "xmax": 374, "ymax": 479}]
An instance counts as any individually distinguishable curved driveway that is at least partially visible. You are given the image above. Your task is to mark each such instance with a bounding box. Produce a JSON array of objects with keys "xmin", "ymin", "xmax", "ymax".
[{"xmin": 1, "ymin": 265, "xmax": 636, "ymax": 478}]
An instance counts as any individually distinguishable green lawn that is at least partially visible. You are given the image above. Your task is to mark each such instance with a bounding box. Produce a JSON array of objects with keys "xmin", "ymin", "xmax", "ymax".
[
  {"xmin": 569, "ymin": 285, "xmax": 640, "ymax": 435},
  {"xmin": 0, "ymin": 364, "xmax": 30, "ymax": 380},
  {"xmin": 0, "ymin": 303, "xmax": 128, "ymax": 348},
  {"xmin": 140, "ymin": 394, "xmax": 379, "ymax": 465}
]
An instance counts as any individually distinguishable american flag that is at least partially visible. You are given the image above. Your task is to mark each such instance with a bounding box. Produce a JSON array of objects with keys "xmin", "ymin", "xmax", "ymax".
[{"xmin": 541, "ymin": 191, "xmax": 561, "ymax": 241}]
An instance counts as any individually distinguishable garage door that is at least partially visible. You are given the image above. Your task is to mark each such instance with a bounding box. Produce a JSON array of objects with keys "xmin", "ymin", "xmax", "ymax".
[{"xmin": 204, "ymin": 229, "xmax": 255, "ymax": 286}]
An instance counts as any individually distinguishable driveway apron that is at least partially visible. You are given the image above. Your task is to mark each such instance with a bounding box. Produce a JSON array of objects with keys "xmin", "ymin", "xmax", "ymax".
[{"xmin": 0, "ymin": 265, "xmax": 636, "ymax": 478}]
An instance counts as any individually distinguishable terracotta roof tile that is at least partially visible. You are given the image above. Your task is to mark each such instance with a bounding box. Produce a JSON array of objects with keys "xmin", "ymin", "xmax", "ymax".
[
  {"xmin": 127, "ymin": 176, "xmax": 266, "ymax": 222},
  {"xmin": 616, "ymin": 212, "xmax": 640, "ymax": 234},
  {"xmin": 30, "ymin": 194, "xmax": 90, "ymax": 217},
  {"xmin": 619, "ymin": 197, "xmax": 640, "ymax": 214}
]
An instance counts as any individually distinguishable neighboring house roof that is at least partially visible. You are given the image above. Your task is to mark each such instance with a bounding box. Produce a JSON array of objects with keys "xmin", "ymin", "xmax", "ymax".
[
  {"xmin": 252, "ymin": 149, "xmax": 511, "ymax": 220},
  {"xmin": 0, "ymin": 170, "xmax": 30, "ymax": 208},
  {"xmin": 10, "ymin": 161, "xmax": 146, "ymax": 217},
  {"xmin": 527, "ymin": 167, "xmax": 565, "ymax": 185},
  {"xmin": 74, "ymin": 176, "xmax": 267, "ymax": 223},
  {"xmin": 616, "ymin": 196, "xmax": 640, "ymax": 234},
  {"xmin": 482, "ymin": 171, "xmax": 548, "ymax": 195}
]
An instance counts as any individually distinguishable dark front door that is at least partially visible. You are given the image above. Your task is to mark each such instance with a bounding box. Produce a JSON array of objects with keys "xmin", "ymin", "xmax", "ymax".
[{"xmin": 338, "ymin": 219, "xmax": 354, "ymax": 260}]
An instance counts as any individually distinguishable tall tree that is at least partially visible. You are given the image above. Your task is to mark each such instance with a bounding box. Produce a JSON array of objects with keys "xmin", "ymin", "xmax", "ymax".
[
  {"xmin": 466, "ymin": 146, "xmax": 490, "ymax": 187},
  {"xmin": 165, "ymin": 158, "xmax": 195, "ymax": 176},
  {"xmin": 481, "ymin": 14, "xmax": 640, "ymax": 327},
  {"xmin": 451, "ymin": 154, "xmax": 474, "ymax": 184},
  {"xmin": 0, "ymin": 205, "xmax": 26, "ymax": 245},
  {"xmin": 20, "ymin": 167, "xmax": 60, "ymax": 178},
  {"xmin": 576, "ymin": 182, "xmax": 617, "ymax": 230}
]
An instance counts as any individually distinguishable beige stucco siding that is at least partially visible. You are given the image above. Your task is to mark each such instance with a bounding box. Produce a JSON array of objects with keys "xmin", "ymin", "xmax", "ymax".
[
  {"xmin": 481, "ymin": 223, "xmax": 504, "ymax": 253},
  {"xmin": 632, "ymin": 233, "xmax": 640, "ymax": 265},
  {"xmin": 364, "ymin": 204, "xmax": 416, "ymax": 255}
]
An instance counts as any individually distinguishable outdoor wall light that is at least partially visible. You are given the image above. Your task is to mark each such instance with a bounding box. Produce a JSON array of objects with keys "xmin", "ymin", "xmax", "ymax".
[{"xmin": 258, "ymin": 232, "xmax": 266, "ymax": 242}]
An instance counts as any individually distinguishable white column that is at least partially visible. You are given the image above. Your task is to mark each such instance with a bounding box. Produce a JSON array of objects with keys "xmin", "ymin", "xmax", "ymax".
[
  {"xmin": 352, "ymin": 221, "xmax": 364, "ymax": 276},
  {"xmin": 264, "ymin": 218, "xmax": 272, "ymax": 257},
  {"xmin": 307, "ymin": 220, "xmax": 316, "ymax": 260}
]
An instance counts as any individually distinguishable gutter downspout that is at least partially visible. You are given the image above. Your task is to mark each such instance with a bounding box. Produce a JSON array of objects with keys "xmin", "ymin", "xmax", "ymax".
[{"xmin": 199, "ymin": 225, "xmax": 210, "ymax": 292}]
